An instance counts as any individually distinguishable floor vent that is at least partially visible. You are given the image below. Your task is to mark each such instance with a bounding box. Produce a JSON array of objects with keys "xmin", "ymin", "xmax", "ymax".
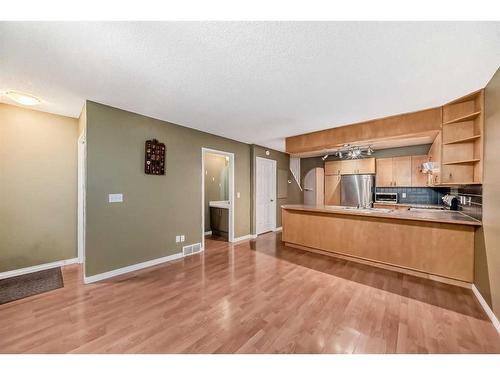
[{"xmin": 183, "ymin": 243, "xmax": 202, "ymax": 257}]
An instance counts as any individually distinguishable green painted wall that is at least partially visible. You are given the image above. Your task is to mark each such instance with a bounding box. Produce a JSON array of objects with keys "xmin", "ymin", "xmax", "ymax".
[
  {"xmin": 0, "ymin": 103, "xmax": 78, "ymax": 272},
  {"xmin": 84, "ymin": 101, "xmax": 251, "ymax": 277},
  {"xmin": 250, "ymin": 145, "xmax": 302, "ymax": 233}
]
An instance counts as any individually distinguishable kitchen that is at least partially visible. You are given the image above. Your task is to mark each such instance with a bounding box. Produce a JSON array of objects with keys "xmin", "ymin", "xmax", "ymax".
[{"xmin": 283, "ymin": 89, "xmax": 484, "ymax": 286}]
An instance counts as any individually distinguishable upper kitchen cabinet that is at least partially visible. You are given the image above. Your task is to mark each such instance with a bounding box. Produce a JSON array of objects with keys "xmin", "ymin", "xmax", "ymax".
[
  {"xmin": 376, "ymin": 156, "xmax": 424, "ymax": 187},
  {"xmin": 375, "ymin": 158, "xmax": 393, "ymax": 187},
  {"xmin": 427, "ymin": 132, "xmax": 442, "ymax": 186},
  {"xmin": 411, "ymin": 155, "xmax": 429, "ymax": 187},
  {"xmin": 440, "ymin": 89, "xmax": 484, "ymax": 185},
  {"xmin": 324, "ymin": 160, "xmax": 342, "ymax": 175},
  {"xmin": 324, "ymin": 158, "xmax": 375, "ymax": 175}
]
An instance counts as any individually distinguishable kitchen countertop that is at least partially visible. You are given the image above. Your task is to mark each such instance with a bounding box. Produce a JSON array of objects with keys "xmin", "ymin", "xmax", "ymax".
[
  {"xmin": 281, "ymin": 204, "xmax": 482, "ymax": 226},
  {"xmin": 374, "ymin": 202, "xmax": 446, "ymax": 209}
]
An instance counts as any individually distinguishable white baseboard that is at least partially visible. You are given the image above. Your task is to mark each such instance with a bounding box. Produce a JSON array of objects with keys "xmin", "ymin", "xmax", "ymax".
[
  {"xmin": 204, "ymin": 231, "xmax": 212, "ymax": 236},
  {"xmin": 273, "ymin": 226, "xmax": 283, "ymax": 232},
  {"xmin": 0, "ymin": 258, "xmax": 79, "ymax": 280},
  {"xmin": 231, "ymin": 234, "xmax": 257, "ymax": 243},
  {"xmin": 472, "ymin": 284, "xmax": 500, "ymax": 334},
  {"xmin": 84, "ymin": 252, "xmax": 183, "ymax": 284}
]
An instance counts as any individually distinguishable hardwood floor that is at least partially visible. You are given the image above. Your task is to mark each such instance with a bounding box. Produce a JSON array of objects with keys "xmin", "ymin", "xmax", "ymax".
[{"xmin": 1, "ymin": 232, "xmax": 499, "ymax": 353}]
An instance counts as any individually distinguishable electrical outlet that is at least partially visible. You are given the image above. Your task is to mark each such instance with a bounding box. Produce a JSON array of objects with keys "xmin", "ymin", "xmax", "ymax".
[
  {"xmin": 175, "ymin": 235, "xmax": 180, "ymax": 243},
  {"xmin": 402, "ymin": 193, "xmax": 407, "ymax": 198},
  {"xmin": 180, "ymin": 235, "xmax": 185, "ymax": 242}
]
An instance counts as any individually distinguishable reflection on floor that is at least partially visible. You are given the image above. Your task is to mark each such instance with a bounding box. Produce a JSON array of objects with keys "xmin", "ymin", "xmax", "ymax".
[{"xmin": 0, "ymin": 231, "xmax": 498, "ymax": 353}]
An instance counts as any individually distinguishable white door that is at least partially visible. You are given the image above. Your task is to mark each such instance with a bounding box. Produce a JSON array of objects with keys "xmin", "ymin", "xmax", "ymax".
[{"xmin": 256, "ymin": 157, "xmax": 276, "ymax": 234}]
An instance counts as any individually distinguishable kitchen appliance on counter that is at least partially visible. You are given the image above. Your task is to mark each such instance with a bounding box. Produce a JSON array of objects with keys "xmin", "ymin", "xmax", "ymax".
[
  {"xmin": 341, "ymin": 174, "xmax": 375, "ymax": 208},
  {"xmin": 375, "ymin": 192, "xmax": 398, "ymax": 204},
  {"xmin": 303, "ymin": 167, "xmax": 325, "ymax": 205},
  {"xmin": 442, "ymin": 194, "xmax": 459, "ymax": 210}
]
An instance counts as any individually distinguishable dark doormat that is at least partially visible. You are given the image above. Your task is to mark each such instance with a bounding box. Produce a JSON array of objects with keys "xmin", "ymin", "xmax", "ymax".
[{"xmin": 0, "ymin": 267, "xmax": 64, "ymax": 305}]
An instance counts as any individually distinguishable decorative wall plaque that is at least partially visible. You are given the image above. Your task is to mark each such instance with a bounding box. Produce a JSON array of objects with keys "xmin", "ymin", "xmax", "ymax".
[{"xmin": 145, "ymin": 139, "xmax": 166, "ymax": 175}]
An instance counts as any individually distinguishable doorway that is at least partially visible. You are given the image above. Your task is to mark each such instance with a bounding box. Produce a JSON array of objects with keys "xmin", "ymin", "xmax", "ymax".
[
  {"xmin": 201, "ymin": 148, "xmax": 234, "ymax": 250},
  {"xmin": 256, "ymin": 156, "xmax": 277, "ymax": 235},
  {"xmin": 77, "ymin": 133, "xmax": 86, "ymax": 266}
]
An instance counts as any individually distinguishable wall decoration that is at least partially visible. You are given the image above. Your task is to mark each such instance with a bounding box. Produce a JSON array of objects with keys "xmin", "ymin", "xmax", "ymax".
[{"xmin": 145, "ymin": 139, "xmax": 166, "ymax": 175}]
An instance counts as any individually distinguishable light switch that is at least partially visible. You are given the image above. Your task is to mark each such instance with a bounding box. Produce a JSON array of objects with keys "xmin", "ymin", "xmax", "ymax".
[
  {"xmin": 237, "ymin": 192, "xmax": 241, "ymax": 198},
  {"xmin": 108, "ymin": 193, "xmax": 123, "ymax": 203},
  {"xmin": 402, "ymin": 193, "xmax": 407, "ymax": 198}
]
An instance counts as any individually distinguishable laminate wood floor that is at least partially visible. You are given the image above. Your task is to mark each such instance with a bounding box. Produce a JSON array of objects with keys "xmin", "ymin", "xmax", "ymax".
[{"xmin": 1, "ymin": 232, "xmax": 499, "ymax": 353}]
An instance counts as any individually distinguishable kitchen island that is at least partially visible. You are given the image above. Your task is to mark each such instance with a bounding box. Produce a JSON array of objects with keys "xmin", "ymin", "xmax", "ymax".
[{"xmin": 282, "ymin": 204, "xmax": 481, "ymax": 284}]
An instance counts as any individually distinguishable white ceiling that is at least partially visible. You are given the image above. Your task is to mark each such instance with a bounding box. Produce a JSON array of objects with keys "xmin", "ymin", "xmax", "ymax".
[{"xmin": 1, "ymin": 22, "xmax": 499, "ymax": 151}]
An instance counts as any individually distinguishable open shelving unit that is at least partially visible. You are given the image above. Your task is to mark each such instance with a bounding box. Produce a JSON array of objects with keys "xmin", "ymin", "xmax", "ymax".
[{"xmin": 440, "ymin": 89, "xmax": 484, "ymax": 185}]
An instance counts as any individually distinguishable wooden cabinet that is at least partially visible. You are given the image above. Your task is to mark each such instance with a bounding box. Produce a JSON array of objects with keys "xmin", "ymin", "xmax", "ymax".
[
  {"xmin": 324, "ymin": 175, "xmax": 341, "ymax": 205},
  {"xmin": 376, "ymin": 156, "xmax": 423, "ymax": 187},
  {"xmin": 441, "ymin": 90, "xmax": 484, "ymax": 185},
  {"xmin": 356, "ymin": 158, "xmax": 376, "ymax": 174},
  {"xmin": 427, "ymin": 132, "xmax": 442, "ymax": 186},
  {"xmin": 411, "ymin": 155, "xmax": 428, "ymax": 187},
  {"xmin": 375, "ymin": 158, "xmax": 393, "ymax": 187},
  {"xmin": 324, "ymin": 158, "xmax": 375, "ymax": 176},
  {"xmin": 324, "ymin": 160, "xmax": 342, "ymax": 175},
  {"xmin": 210, "ymin": 207, "xmax": 229, "ymax": 238},
  {"xmin": 392, "ymin": 156, "xmax": 412, "ymax": 187}
]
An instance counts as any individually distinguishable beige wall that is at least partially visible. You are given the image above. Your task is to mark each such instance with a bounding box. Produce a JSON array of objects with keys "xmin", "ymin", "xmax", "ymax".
[
  {"xmin": 0, "ymin": 103, "xmax": 78, "ymax": 272},
  {"xmin": 475, "ymin": 68, "xmax": 500, "ymax": 320},
  {"xmin": 84, "ymin": 101, "xmax": 251, "ymax": 277},
  {"xmin": 204, "ymin": 153, "xmax": 229, "ymax": 231},
  {"xmin": 250, "ymin": 145, "xmax": 302, "ymax": 233}
]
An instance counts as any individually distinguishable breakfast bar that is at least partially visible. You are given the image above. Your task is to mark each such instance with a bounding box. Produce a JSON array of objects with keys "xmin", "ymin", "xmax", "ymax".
[{"xmin": 282, "ymin": 204, "xmax": 481, "ymax": 283}]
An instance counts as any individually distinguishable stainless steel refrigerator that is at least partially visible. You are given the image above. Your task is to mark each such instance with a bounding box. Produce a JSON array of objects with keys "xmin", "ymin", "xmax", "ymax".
[{"xmin": 340, "ymin": 174, "xmax": 375, "ymax": 208}]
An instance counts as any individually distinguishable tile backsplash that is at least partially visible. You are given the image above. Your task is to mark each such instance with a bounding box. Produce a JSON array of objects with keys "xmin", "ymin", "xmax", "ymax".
[
  {"xmin": 375, "ymin": 187, "xmax": 450, "ymax": 205},
  {"xmin": 452, "ymin": 185, "xmax": 482, "ymax": 220}
]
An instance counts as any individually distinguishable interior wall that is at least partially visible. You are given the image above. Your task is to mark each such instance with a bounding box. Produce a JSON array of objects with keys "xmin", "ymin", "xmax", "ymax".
[
  {"xmin": 475, "ymin": 68, "xmax": 500, "ymax": 320},
  {"xmin": 0, "ymin": 103, "xmax": 78, "ymax": 272},
  {"xmin": 204, "ymin": 153, "xmax": 229, "ymax": 232},
  {"xmin": 84, "ymin": 101, "xmax": 251, "ymax": 277},
  {"xmin": 250, "ymin": 145, "xmax": 302, "ymax": 233}
]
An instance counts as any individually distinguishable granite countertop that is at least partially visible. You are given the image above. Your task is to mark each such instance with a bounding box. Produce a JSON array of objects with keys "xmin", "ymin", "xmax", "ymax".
[{"xmin": 281, "ymin": 204, "xmax": 482, "ymax": 227}]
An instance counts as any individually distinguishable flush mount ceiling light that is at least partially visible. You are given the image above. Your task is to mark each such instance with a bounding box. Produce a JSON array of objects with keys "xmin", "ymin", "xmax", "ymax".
[{"xmin": 4, "ymin": 90, "xmax": 41, "ymax": 106}]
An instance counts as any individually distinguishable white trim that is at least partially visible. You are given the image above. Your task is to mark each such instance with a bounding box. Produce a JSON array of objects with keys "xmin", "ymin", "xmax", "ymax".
[
  {"xmin": 472, "ymin": 284, "xmax": 500, "ymax": 334},
  {"xmin": 84, "ymin": 252, "xmax": 183, "ymax": 284},
  {"xmin": 201, "ymin": 148, "xmax": 235, "ymax": 252},
  {"xmin": 273, "ymin": 226, "xmax": 283, "ymax": 232},
  {"xmin": 204, "ymin": 231, "xmax": 212, "ymax": 236},
  {"xmin": 231, "ymin": 234, "xmax": 257, "ymax": 243},
  {"xmin": 0, "ymin": 258, "xmax": 79, "ymax": 280}
]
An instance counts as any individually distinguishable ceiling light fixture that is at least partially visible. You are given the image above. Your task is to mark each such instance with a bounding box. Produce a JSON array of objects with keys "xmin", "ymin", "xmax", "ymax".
[
  {"xmin": 335, "ymin": 144, "xmax": 374, "ymax": 160},
  {"xmin": 4, "ymin": 90, "xmax": 41, "ymax": 106}
]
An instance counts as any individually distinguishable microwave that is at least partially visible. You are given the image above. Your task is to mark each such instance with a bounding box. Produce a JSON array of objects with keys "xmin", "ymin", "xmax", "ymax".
[{"xmin": 375, "ymin": 192, "xmax": 398, "ymax": 203}]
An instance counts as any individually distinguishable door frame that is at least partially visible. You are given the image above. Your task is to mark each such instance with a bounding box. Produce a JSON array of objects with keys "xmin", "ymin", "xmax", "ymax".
[
  {"xmin": 255, "ymin": 156, "xmax": 277, "ymax": 235},
  {"xmin": 201, "ymin": 148, "xmax": 235, "ymax": 250},
  {"xmin": 77, "ymin": 132, "xmax": 86, "ymax": 267}
]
